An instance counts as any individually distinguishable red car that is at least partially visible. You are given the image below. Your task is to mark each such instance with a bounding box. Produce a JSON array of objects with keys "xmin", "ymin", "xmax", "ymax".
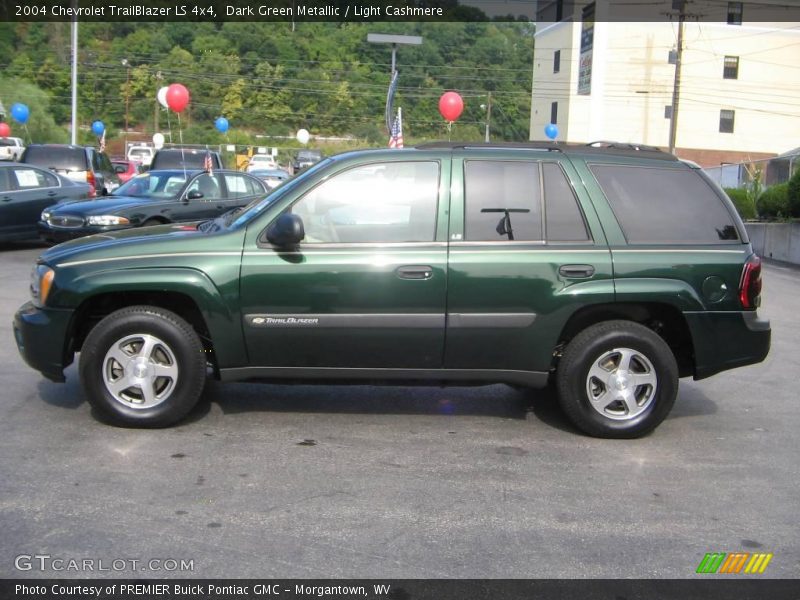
[{"xmin": 111, "ymin": 159, "xmax": 143, "ymax": 183}]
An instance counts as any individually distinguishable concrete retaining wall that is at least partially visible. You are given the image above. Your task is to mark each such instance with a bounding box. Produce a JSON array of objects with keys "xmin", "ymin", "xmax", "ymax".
[{"xmin": 745, "ymin": 222, "xmax": 800, "ymax": 265}]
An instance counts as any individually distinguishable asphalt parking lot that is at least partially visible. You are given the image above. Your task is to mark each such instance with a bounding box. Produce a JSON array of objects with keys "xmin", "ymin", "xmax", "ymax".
[{"xmin": 0, "ymin": 241, "xmax": 797, "ymax": 579}]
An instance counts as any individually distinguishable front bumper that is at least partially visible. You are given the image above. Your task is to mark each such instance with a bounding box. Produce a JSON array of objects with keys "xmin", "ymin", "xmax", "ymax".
[
  {"xmin": 38, "ymin": 221, "xmax": 128, "ymax": 243},
  {"xmin": 13, "ymin": 302, "xmax": 74, "ymax": 382},
  {"xmin": 687, "ymin": 310, "xmax": 771, "ymax": 380}
]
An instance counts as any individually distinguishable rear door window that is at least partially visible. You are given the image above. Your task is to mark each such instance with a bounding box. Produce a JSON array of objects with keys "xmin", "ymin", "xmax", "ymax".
[
  {"xmin": 590, "ymin": 165, "xmax": 739, "ymax": 243},
  {"xmin": 542, "ymin": 163, "xmax": 590, "ymax": 241},
  {"xmin": 464, "ymin": 161, "xmax": 542, "ymax": 242}
]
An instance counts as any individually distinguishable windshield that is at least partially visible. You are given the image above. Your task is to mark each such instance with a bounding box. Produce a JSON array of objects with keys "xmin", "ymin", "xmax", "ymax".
[
  {"xmin": 114, "ymin": 171, "xmax": 188, "ymax": 199},
  {"xmin": 229, "ymin": 158, "xmax": 333, "ymax": 229}
]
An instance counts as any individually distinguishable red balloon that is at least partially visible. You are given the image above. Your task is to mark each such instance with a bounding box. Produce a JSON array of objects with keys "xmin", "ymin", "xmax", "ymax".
[
  {"xmin": 166, "ymin": 83, "xmax": 190, "ymax": 113},
  {"xmin": 0, "ymin": 122, "xmax": 10, "ymax": 137},
  {"xmin": 438, "ymin": 91, "xmax": 464, "ymax": 122}
]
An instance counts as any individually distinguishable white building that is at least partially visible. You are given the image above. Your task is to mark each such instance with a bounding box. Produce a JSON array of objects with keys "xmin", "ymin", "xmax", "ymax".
[{"xmin": 530, "ymin": 1, "xmax": 800, "ymax": 166}]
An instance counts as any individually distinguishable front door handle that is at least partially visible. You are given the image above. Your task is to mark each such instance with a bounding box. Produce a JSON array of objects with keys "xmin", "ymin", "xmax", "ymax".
[
  {"xmin": 396, "ymin": 265, "xmax": 434, "ymax": 280},
  {"xmin": 1, "ymin": 196, "xmax": 12, "ymax": 203},
  {"xmin": 559, "ymin": 264, "xmax": 595, "ymax": 278}
]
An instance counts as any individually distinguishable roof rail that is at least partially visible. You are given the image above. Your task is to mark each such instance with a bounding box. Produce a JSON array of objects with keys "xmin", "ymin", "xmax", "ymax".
[
  {"xmin": 415, "ymin": 141, "xmax": 562, "ymax": 152},
  {"xmin": 585, "ymin": 141, "xmax": 665, "ymax": 153}
]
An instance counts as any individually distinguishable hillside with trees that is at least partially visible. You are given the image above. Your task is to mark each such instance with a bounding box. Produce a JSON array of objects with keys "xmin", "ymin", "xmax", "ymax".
[{"xmin": 0, "ymin": 21, "xmax": 534, "ymax": 147}]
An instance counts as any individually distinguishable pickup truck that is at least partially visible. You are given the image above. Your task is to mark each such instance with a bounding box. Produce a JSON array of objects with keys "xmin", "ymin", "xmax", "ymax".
[{"xmin": 0, "ymin": 137, "xmax": 25, "ymax": 162}]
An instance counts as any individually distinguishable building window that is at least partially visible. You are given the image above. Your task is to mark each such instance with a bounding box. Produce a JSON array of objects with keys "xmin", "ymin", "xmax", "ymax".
[
  {"xmin": 551, "ymin": 102, "xmax": 558, "ymax": 124},
  {"xmin": 719, "ymin": 110, "xmax": 735, "ymax": 133},
  {"xmin": 553, "ymin": 50, "xmax": 561, "ymax": 74},
  {"xmin": 664, "ymin": 105, "xmax": 673, "ymax": 119},
  {"xmin": 723, "ymin": 56, "xmax": 739, "ymax": 79},
  {"xmin": 727, "ymin": 1, "xmax": 742, "ymax": 24}
]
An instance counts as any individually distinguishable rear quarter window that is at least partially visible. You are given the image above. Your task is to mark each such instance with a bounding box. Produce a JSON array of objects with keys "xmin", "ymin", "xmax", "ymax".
[{"xmin": 590, "ymin": 164, "xmax": 740, "ymax": 244}]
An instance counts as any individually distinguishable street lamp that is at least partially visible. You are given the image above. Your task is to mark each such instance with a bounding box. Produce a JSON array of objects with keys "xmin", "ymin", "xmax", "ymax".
[{"xmin": 367, "ymin": 33, "xmax": 422, "ymax": 135}]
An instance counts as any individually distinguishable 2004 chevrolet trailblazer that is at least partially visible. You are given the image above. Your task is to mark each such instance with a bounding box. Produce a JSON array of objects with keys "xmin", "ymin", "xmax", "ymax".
[{"xmin": 13, "ymin": 143, "xmax": 770, "ymax": 437}]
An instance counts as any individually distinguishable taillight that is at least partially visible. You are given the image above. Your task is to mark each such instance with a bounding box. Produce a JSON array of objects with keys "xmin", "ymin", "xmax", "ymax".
[
  {"xmin": 87, "ymin": 171, "xmax": 96, "ymax": 198},
  {"xmin": 739, "ymin": 255, "xmax": 762, "ymax": 309}
]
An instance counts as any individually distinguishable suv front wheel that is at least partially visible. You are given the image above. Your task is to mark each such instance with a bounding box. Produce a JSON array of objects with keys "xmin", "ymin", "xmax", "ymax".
[
  {"xmin": 79, "ymin": 306, "xmax": 207, "ymax": 427},
  {"xmin": 556, "ymin": 320, "xmax": 679, "ymax": 438}
]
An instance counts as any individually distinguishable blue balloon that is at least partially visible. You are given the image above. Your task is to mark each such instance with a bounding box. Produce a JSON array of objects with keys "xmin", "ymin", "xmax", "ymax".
[
  {"xmin": 11, "ymin": 103, "xmax": 29, "ymax": 124},
  {"xmin": 215, "ymin": 117, "xmax": 229, "ymax": 133},
  {"xmin": 544, "ymin": 123, "xmax": 559, "ymax": 140},
  {"xmin": 91, "ymin": 120, "xmax": 105, "ymax": 136}
]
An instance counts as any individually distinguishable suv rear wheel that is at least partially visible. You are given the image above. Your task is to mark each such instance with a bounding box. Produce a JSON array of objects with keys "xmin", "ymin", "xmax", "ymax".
[
  {"xmin": 556, "ymin": 320, "xmax": 678, "ymax": 438},
  {"xmin": 79, "ymin": 306, "xmax": 207, "ymax": 427}
]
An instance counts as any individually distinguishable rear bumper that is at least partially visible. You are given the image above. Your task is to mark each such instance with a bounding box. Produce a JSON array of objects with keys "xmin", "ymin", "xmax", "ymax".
[
  {"xmin": 686, "ymin": 310, "xmax": 771, "ymax": 380},
  {"xmin": 13, "ymin": 302, "xmax": 74, "ymax": 382}
]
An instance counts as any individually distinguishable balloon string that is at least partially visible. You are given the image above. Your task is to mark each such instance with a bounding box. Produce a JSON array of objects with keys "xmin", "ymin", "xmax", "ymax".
[
  {"xmin": 447, "ymin": 121, "xmax": 452, "ymax": 142},
  {"xmin": 166, "ymin": 108, "xmax": 173, "ymax": 144},
  {"xmin": 23, "ymin": 124, "xmax": 31, "ymax": 145},
  {"xmin": 177, "ymin": 112, "xmax": 186, "ymax": 179}
]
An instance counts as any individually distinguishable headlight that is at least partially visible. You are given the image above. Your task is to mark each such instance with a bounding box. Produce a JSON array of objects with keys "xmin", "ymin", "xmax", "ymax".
[
  {"xmin": 41, "ymin": 211, "xmax": 51, "ymax": 222},
  {"xmin": 30, "ymin": 265, "xmax": 55, "ymax": 307},
  {"xmin": 86, "ymin": 215, "xmax": 130, "ymax": 226}
]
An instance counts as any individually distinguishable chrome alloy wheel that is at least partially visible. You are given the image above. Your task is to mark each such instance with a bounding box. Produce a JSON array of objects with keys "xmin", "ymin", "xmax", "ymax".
[
  {"xmin": 102, "ymin": 334, "xmax": 179, "ymax": 409},
  {"xmin": 585, "ymin": 347, "xmax": 658, "ymax": 420}
]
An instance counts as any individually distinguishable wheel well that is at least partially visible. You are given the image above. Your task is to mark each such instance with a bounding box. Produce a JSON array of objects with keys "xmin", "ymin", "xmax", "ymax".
[
  {"xmin": 554, "ymin": 303, "xmax": 695, "ymax": 377},
  {"xmin": 69, "ymin": 291, "xmax": 216, "ymax": 369},
  {"xmin": 142, "ymin": 216, "xmax": 169, "ymax": 224}
]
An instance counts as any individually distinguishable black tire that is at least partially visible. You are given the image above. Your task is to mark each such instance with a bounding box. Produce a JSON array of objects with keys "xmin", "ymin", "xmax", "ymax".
[
  {"xmin": 79, "ymin": 305, "xmax": 207, "ymax": 427},
  {"xmin": 555, "ymin": 320, "xmax": 678, "ymax": 438}
]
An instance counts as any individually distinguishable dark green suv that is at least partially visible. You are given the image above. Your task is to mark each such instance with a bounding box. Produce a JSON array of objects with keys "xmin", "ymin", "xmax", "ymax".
[{"xmin": 13, "ymin": 142, "xmax": 770, "ymax": 437}]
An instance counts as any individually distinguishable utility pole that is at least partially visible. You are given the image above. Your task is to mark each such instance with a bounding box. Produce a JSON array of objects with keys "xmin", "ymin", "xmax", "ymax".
[
  {"xmin": 668, "ymin": 1, "xmax": 686, "ymax": 154},
  {"xmin": 154, "ymin": 71, "xmax": 163, "ymax": 134},
  {"xmin": 483, "ymin": 92, "xmax": 492, "ymax": 142},
  {"xmin": 122, "ymin": 59, "xmax": 130, "ymax": 146}
]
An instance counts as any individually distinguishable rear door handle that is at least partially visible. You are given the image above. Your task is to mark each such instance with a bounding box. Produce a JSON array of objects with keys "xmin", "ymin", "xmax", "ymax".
[
  {"xmin": 1, "ymin": 196, "xmax": 12, "ymax": 203},
  {"xmin": 396, "ymin": 265, "xmax": 434, "ymax": 280},
  {"xmin": 47, "ymin": 191, "xmax": 58, "ymax": 197},
  {"xmin": 559, "ymin": 264, "xmax": 595, "ymax": 278}
]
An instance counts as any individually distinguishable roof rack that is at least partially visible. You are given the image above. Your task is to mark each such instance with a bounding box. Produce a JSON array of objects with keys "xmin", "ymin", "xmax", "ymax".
[
  {"xmin": 585, "ymin": 141, "xmax": 665, "ymax": 153},
  {"xmin": 415, "ymin": 141, "xmax": 562, "ymax": 152},
  {"xmin": 413, "ymin": 140, "xmax": 678, "ymax": 161}
]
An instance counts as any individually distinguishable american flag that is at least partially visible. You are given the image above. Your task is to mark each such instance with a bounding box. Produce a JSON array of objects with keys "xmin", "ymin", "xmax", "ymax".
[
  {"xmin": 203, "ymin": 150, "xmax": 213, "ymax": 175},
  {"xmin": 388, "ymin": 107, "xmax": 403, "ymax": 149}
]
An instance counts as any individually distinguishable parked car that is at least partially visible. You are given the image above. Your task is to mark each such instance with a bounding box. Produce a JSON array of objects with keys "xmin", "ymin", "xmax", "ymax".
[
  {"xmin": 20, "ymin": 144, "xmax": 120, "ymax": 197},
  {"xmin": 246, "ymin": 154, "xmax": 279, "ymax": 172},
  {"xmin": 15, "ymin": 142, "xmax": 770, "ymax": 436},
  {"xmin": 0, "ymin": 162, "xmax": 90, "ymax": 241},
  {"xmin": 150, "ymin": 148, "xmax": 224, "ymax": 171},
  {"xmin": 39, "ymin": 169, "xmax": 267, "ymax": 243},
  {"xmin": 0, "ymin": 137, "xmax": 26, "ymax": 162},
  {"xmin": 249, "ymin": 168, "xmax": 290, "ymax": 190},
  {"xmin": 291, "ymin": 149, "xmax": 323, "ymax": 174},
  {"xmin": 126, "ymin": 145, "xmax": 154, "ymax": 167},
  {"xmin": 112, "ymin": 159, "xmax": 143, "ymax": 183}
]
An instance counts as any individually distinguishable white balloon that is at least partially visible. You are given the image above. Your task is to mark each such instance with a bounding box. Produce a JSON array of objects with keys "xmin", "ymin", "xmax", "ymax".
[
  {"xmin": 157, "ymin": 87, "xmax": 169, "ymax": 109},
  {"xmin": 296, "ymin": 128, "xmax": 310, "ymax": 145},
  {"xmin": 152, "ymin": 132, "xmax": 165, "ymax": 149}
]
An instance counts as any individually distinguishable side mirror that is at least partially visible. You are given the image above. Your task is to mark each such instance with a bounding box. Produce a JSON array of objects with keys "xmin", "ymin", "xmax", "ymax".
[
  {"xmin": 186, "ymin": 190, "xmax": 204, "ymax": 201},
  {"xmin": 266, "ymin": 213, "xmax": 305, "ymax": 247}
]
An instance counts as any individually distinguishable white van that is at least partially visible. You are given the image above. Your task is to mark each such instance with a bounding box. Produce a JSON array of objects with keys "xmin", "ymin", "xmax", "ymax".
[{"xmin": 127, "ymin": 145, "xmax": 154, "ymax": 167}]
